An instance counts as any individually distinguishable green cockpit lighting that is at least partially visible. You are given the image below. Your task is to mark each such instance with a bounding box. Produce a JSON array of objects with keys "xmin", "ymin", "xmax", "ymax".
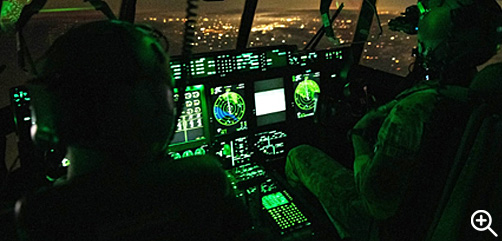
[
  {"xmin": 39, "ymin": 7, "xmax": 95, "ymax": 13},
  {"xmin": 62, "ymin": 158, "xmax": 70, "ymax": 167},
  {"xmin": 417, "ymin": 2, "xmax": 427, "ymax": 15}
]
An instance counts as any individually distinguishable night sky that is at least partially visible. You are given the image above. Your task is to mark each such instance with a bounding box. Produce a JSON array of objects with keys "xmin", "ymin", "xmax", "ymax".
[{"xmin": 44, "ymin": 0, "xmax": 419, "ymax": 13}]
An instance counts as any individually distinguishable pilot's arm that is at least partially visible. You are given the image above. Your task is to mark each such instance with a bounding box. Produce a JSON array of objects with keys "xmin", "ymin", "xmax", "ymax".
[{"xmin": 351, "ymin": 93, "xmax": 436, "ymax": 219}]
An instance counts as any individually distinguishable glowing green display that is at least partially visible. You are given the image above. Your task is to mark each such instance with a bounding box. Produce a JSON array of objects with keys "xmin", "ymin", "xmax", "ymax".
[
  {"xmin": 294, "ymin": 79, "xmax": 320, "ymax": 111},
  {"xmin": 213, "ymin": 91, "xmax": 246, "ymax": 126},
  {"xmin": 263, "ymin": 192, "xmax": 309, "ymax": 231},
  {"xmin": 262, "ymin": 192, "xmax": 289, "ymax": 210}
]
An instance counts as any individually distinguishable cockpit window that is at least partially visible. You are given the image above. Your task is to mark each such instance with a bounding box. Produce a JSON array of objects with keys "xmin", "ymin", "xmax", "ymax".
[
  {"xmin": 248, "ymin": 0, "xmax": 362, "ymax": 49},
  {"xmin": 0, "ymin": 0, "xmax": 121, "ymax": 171},
  {"xmin": 359, "ymin": 0, "xmax": 418, "ymax": 77},
  {"xmin": 17, "ymin": 1, "xmax": 121, "ymax": 62},
  {"xmin": 136, "ymin": 1, "xmax": 244, "ymax": 56},
  {"xmin": 0, "ymin": 1, "xmax": 120, "ymax": 105}
]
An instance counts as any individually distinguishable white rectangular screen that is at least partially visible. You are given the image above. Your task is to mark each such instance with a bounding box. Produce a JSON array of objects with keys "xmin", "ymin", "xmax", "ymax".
[{"xmin": 255, "ymin": 89, "xmax": 286, "ymax": 116}]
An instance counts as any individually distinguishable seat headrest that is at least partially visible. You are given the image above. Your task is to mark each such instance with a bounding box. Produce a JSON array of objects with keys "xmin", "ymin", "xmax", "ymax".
[
  {"xmin": 470, "ymin": 63, "xmax": 502, "ymax": 108},
  {"xmin": 470, "ymin": 63, "xmax": 502, "ymax": 93}
]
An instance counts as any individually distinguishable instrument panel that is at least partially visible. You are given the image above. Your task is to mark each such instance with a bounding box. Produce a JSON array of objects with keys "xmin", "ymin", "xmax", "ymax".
[{"xmin": 166, "ymin": 45, "xmax": 350, "ymax": 166}]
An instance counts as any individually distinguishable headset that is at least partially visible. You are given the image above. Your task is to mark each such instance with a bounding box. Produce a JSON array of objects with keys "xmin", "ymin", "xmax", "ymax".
[
  {"xmin": 416, "ymin": 0, "xmax": 502, "ymax": 74},
  {"xmin": 389, "ymin": 0, "xmax": 502, "ymax": 77}
]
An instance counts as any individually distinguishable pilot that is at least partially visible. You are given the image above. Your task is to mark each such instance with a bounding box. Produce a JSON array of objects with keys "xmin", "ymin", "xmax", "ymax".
[
  {"xmin": 13, "ymin": 20, "xmax": 251, "ymax": 240},
  {"xmin": 286, "ymin": 0, "xmax": 502, "ymax": 240}
]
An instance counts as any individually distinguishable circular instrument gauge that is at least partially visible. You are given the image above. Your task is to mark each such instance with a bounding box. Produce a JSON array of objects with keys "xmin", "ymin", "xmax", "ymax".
[
  {"xmin": 213, "ymin": 91, "xmax": 246, "ymax": 126},
  {"xmin": 294, "ymin": 79, "xmax": 320, "ymax": 111}
]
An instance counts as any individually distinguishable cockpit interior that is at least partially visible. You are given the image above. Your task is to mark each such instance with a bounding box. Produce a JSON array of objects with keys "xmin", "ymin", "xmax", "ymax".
[{"xmin": 1, "ymin": 0, "xmax": 502, "ymax": 240}]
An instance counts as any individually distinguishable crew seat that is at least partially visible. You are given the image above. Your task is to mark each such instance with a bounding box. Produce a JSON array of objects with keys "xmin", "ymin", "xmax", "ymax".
[{"xmin": 425, "ymin": 63, "xmax": 502, "ymax": 241}]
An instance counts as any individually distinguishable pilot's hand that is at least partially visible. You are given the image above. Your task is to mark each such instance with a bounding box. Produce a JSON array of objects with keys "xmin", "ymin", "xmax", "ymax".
[
  {"xmin": 353, "ymin": 100, "xmax": 397, "ymax": 133},
  {"xmin": 351, "ymin": 100, "xmax": 397, "ymax": 162},
  {"xmin": 325, "ymin": 26, "xmax": 340, "ymax": 45},
  {"xmin": 327, "ymin": 36, "xmax": 340, "ymax": 45}
]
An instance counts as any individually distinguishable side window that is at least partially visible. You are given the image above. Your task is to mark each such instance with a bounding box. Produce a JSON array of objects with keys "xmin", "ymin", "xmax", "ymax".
[
  {"xmin": 1, "ymin": 1, "xmax": 121, "ymax": 105},
  {"xmin": 359, "ymin": 1, "xmax": 418, "ymax": 77},
  {"xmin": 361, "ymin": 0, "xmax": 502, "ymax": 76},
  {"xmin": 0, "ymin": 0, "xmax": 121, "ymax": 172}
]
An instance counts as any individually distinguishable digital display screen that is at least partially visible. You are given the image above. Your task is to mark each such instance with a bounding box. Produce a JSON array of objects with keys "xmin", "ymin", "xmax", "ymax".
[
  {"xmin": 190, "ymin": 57, "xmax": 216, "ymax": 78},
  {"xmin": 254, "ymin": 78, "xmax": 286, "ymax": 126},
  {"xmin": 171, "ymin": 85, "xmax": 206, "ymax": 145},
  {"xmin": 262, "ymin": 192, "xmax": 289, "ymax": 210},
  {"xmin": 210, "ymin": 83, "xmax": 248, "ymax": 136},
  {"xmin": 215, "ymin": 136, "xmax": 252, "ymax": 167},
  {"xmin": 236, "ymin": 52, "xmax": 261, "ymax": 71},
  {"xmin": 254, "ymin": 130, "xmax": 287, "ymax": 158},
  {"xmin": 292, "ymin": 71, "xmax": 321, "ymax": 119},
  {"xmin": 170, "ymin": 60, "xmax": 182, "ymax": 81}
]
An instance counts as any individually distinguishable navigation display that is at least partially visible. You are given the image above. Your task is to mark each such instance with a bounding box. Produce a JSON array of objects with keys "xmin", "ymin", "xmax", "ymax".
[
  {"xmin": 254, "ymin": 130, "xmax": 287, "ymax": 158},
  {"xmin": 292, "ymin": 71, "xmax": 321, "ymax": 119},
  {"xmin": 210, "ymin": 83, "xmax": 248, "ymax": 136},
  {"xmin": 171, "ymin": 85, "xmax": 206, "ymax": 145},
  {"xmin": 254, "ymin": 78, "xmax": 286, "ymax": 126},
  {"xmin": 215, "ymin": 136, "xmax": 252, "ymax": 167}
]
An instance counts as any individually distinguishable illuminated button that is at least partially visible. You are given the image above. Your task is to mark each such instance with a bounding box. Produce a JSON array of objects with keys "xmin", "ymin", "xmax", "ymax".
[
  {"xmin": 182, "ymin": 150, "xmax": 194, "ymax": 158},
  {"xmin": 171, "ymin": 152, "xmax": 182, "ymax": 160},
  {"xmin": 195, "ymin": 148, "xmax": 206, "ymax": 156}
]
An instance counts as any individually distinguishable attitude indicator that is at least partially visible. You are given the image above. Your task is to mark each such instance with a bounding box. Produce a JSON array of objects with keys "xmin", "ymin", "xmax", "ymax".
[{"xmin": 292, "ymin": 72, "xmax": 321, "ymax": 119}]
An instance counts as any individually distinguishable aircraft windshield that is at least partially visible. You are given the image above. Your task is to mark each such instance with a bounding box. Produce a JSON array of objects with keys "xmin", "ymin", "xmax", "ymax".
[
  {"xmin": 136, "ymin": 1, "xmax": 244, "ymax": 56},
  {"xmin": 248, "ymin": 0, "xmax": 362, "ymax": 49},
  {"xmin": 3, "ymin": 0, "xmax": 502, "ymax": 99}
]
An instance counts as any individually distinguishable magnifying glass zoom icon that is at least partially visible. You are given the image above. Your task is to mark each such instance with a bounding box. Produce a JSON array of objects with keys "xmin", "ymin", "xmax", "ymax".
[{"xmin": 471, "ymin": 210, "xmax": 498, "ymax": 237}]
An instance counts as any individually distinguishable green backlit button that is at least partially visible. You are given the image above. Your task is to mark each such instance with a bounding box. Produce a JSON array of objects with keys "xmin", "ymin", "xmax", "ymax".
[
  {"xmin": 182, "ymin": 150, "xmax": 194, "ymax": 157},
  {"xmin": 223, "ymin": 144, "xmax": 231, "ymax": 156},
  {"xmin": 171, "ymin": 152, "xmax": 182, "ymax": 160},
  {"xmin": 195, "ymin": 147, "xmax": 206, "ymax": 155}
]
